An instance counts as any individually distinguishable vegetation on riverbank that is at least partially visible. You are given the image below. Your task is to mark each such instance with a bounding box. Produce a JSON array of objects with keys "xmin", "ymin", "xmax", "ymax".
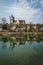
[{"xmin": 0, "ymin": 32, "xmax": 43, "ymax": 35}]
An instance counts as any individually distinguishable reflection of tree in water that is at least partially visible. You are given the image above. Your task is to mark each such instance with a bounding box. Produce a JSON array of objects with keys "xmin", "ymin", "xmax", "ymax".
[
  {"xmin": 15, "ymin": 34, "xmax": 27, "ymax": 41},
  {"xmin": 28, "ymin": 34, "xmax": 43, "ymax": 41},
  {"xmin": 29, "ymin": 35, "xmax": 33, "ymax": 41},
  {"xmin": 1, "ymin": 34, "xmax": 43, "ymax": 42},
  {"xmin": 28, "ymin": 34, "xmax": 35, "ymax": 41},
  {"xmin": 2, "ymin": 37, "xmax": 8, "ymax": 43},
  {"xmin": 2, "ymin": 38, "xmax": 8, "ymax": 49},
  {"xmin": 36, "ymin": 34, "xmax": 42, "ymax": 43}
]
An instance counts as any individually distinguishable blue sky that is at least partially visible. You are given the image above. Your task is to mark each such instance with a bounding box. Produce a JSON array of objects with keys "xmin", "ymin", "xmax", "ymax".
[{"xmin": 0, "ymin": 0, "xmax": 43, "ymax": 23}]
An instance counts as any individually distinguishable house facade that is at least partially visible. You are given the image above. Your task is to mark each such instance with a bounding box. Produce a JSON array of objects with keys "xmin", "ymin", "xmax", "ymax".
[{"xmin": 0, "ymin": 24, "xmax": 3, "ymax": 31}]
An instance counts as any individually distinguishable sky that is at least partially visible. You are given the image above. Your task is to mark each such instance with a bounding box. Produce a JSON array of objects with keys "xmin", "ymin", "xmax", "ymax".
[{"xmin": 0, "ymin": 0, "xmax": 43, "ymax": 24}]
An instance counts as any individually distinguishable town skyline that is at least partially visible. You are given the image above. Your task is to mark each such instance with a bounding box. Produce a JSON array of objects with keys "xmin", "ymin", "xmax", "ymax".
[{"xmin": 0, "ymin": 14, "xmax": 43, "ymax": 24}]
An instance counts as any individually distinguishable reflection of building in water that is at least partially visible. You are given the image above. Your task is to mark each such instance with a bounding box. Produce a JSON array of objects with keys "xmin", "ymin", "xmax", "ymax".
[
  {"xmin": 10, "ymin": 41, "xmax": 14, "ymax": 49},
  {"xmin": 9, "ymin": 34, "xmax": 43, "ymax": 49},
  {"xmin": 27, "ymin": 34, "xmax": 43, "ymax": 41},
  {"xmin": 10, "ymin": 40, "xmax": 25, "ymax": 49},
  {"xmin": 0, "ymin": 35, "xmax": 43, "ymax": 49},
  {"xmin": 16, "ymin": 41, "xmax": 25, "ymax": 45},
  {"xmin": 27, "ymin": 35, "xmax": 30, "ymax": 41}
]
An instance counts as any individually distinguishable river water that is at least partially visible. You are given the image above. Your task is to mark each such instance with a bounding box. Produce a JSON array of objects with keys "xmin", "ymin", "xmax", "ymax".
[{"xmin": 0, "ymin": 34, "xmax": 43, "ymax": 65}]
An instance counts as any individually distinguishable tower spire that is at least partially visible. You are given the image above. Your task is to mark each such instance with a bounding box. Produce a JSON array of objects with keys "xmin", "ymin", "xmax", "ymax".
[{"xmin": 10, "ymin": 14, "xmax": 14, "ymax": 24}]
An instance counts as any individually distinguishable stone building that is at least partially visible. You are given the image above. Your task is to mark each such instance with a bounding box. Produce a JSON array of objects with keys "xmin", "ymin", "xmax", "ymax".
[
  {"xmin": 0, "ymin": 24, "xmax": 3, "ymax": 31},
  {"xmin": 0, "ymin": 15, "xmax": 43, "ymax": 32},
  {"xmin": 9, "ymin": 15, "xmax": 25, "ymax": 31},
  {"xmin": 10, "ymin": 15, "xmax": 25, "ymax": 24},
  {"xmin": 27, "ymin": 24, "xmax": 43, "ymax": 32}
]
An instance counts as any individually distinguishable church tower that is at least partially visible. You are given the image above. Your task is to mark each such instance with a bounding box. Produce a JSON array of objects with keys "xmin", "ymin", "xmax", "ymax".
[{"xmin": 10, "ymin": 15, "xmax": 14, "ymax": 24}]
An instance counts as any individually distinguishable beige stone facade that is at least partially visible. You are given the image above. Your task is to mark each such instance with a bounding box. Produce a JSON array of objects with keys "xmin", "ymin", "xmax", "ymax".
[{"xmin": 0, "ymin": 15, "xmax": 43, "ymax": 32}]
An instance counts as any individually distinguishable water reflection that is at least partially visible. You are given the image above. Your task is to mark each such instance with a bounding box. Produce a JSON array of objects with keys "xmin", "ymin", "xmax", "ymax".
[
  {"xmin": 0, "ymin": 34, "xmax": 43, "ymax": 49},
  {"xmin": 0, "ymin": 35, "xmax": 43, "ymax": 65}
]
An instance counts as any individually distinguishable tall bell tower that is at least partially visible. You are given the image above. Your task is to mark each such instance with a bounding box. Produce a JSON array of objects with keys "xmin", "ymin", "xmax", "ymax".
[{"xmin": 10, "ymin": 15, "xmax": 14, "ymax": 24}]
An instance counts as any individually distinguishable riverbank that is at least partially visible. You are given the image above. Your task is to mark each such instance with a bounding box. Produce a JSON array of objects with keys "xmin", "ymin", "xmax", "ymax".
[{"xmin": 0, "ymin": 32, "xmax": 43, "ymax": 35}]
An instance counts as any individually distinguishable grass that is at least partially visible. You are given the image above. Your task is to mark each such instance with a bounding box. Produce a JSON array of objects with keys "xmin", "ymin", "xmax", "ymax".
[{"xmin": 0, "ymin": 32, "xmax": 43, "ymax": 35}]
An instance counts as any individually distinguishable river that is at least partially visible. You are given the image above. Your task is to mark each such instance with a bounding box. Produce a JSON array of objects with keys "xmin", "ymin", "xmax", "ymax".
[{"xmin": 0, "ymin": 34, "xmax": 43, "ymax": 65}]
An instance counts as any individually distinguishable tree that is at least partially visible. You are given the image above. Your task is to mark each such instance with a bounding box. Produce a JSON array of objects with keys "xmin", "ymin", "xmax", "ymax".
[
  {"xmin": 1, "ymin": 17, "xmax": 6, "ymax": 24},
  {"xmin": 1, "ymin": 17, "xmax": 8, "ymax": 30},
  {"xmin": 3, "ymin": 24, "xmax": 7, "ymax": 30}
]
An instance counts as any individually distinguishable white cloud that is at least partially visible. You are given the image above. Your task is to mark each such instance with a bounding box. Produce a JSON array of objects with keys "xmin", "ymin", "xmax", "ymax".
[
  {"xmin": 4, "ymin": 5, "xmax": 40, "ymax": 23},
  {"xmin": 30, "ymin": 10, "xmax": 43, "ymax": 23},
  {"xmin": 40, "ymin": 0, "xmax": 43, "ymax": 7},
  {"xmin": 31, "ymin": 0, "xmax": 39, "ymax": 4},
  {"xmin": 0, "ymin": 0, "xmax": 43, "ymax": 23}
]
